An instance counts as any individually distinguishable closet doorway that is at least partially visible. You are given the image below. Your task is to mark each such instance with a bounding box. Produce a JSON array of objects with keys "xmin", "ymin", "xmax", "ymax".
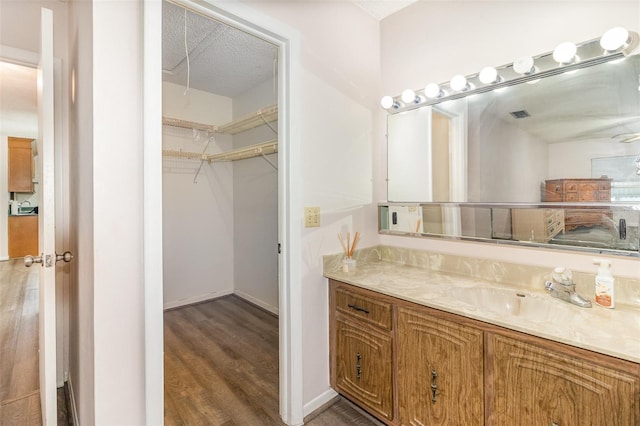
[{"xmin": 161, "ymin": 1, "xmax": 281, "ymax": 422}]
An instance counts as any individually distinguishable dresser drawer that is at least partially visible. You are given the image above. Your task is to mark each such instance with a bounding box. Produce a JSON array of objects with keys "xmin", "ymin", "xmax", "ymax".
[
  {"xmin": 565, "ymin": 192, "xmax": 579, "ymax": 201},
  {"xmin": 335, "ymin": 286, "xmax": 392, "ymax": 331},
  {"xmin": 598, "ymin": 192, "xmax": 611, "ymax": 201},
  {"xmin": 578, "ymin": 190, "xmax": 597, "ymax": 201},
  {"xmin": 578, "ymin": 182, "xmax": 598, "ymax": 192}
]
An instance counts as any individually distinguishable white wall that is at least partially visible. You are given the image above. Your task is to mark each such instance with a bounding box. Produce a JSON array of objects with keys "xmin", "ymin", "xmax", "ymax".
[
  {"xmin": 233, "ymin": 78, "xmax": 279, "ymax": 313},
  {"xmin": 162, "ymin": 82, "xmax": 235, "ymax": 308},
  {"xmin": 380, "ymin": 2, "xmax": 640, "ymax": 279},
  {"xmin": 243, "ymin": 1, "xmax": 380, "ymax": 412}
]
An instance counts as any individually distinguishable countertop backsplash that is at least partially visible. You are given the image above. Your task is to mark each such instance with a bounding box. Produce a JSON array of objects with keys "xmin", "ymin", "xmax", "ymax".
[{"xmin": 324, "ymin": 245, "xmax": 640, "ymax": 308}]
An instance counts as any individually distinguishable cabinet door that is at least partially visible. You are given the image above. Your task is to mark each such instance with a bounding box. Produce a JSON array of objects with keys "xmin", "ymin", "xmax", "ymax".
[
  {"xmin": 487, "ymin": 333, "xmax": 640, "ymax": 426},
  {"xmin": 8, "ymin": 137, "xmax": 34, "ymax": 193},
  {"xmin": 397, "ymin": 307, "xmax": 484, "ymax": 425},
  {"xmin": 335, "ymin": 317, "xmax": 393, "ymax": 421},
  {"xmin": 8, "ymin": 215, "xmax": 39, "ymax": 258}
]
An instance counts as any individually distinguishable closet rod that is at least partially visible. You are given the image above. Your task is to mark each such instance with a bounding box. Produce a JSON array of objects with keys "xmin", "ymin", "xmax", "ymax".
[{"xmin": 162, "ymin": 140, "xmax": 278, "ymax": 163}]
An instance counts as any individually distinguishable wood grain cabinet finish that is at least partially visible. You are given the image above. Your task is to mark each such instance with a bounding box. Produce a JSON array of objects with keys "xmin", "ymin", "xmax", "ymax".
[
  {"xmin": 486, "ymin": 333, "xmax": 640, "ymax": 426},
  {"xmin": 329, "ymin": 280, "xmax": 640, "ymax": 426},
  {"xmin": 8, "ymin": 137, "xmax": 34, "ymax": 193},
  {"xmin": 397, "ymin": 307, "xmax": 484, "ymax": 426},
  {"xmin": 8, "ymin": 215, "xmax": 38, "ymax": 258},
  {"xmin": 331, "ymin": 283, "xmax": 394, "ymax": 421},
  {"xmin": 334, "ymin": 318, "xmax": 393, "ymax": 421}
]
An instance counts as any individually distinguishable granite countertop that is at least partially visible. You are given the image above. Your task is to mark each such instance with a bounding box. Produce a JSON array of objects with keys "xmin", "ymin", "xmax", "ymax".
[{"xmin": 324, "ymin": 247, "xmax": 640, "ymax": 364}]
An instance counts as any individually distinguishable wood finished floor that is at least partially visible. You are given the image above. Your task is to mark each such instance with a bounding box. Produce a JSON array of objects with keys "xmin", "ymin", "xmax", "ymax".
[
  {"xmin": 0, "ymin": 259, "xmax": 41, "ymax": 425},
  {"xmin": 164, "ymin": 295, "xmax": 381, "ymax": 425}
]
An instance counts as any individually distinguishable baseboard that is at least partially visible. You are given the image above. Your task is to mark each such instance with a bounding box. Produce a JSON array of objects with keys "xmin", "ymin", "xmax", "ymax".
[
  {"xmin": 234, "ymin": 290, "xmax": 279, "ymax": 316},
  {"xmin": 163, "ymin": 288, "xmax": 233, "ymax": 310},
  {"xmin": 66, "ymin": 376, "xmax": 79, "ymax": 426},
  {"xmin": 0, "ymin": 256, "xmax": 9, "ymax": 261},
  {"xmin": 303, "ymin": 388, "xmax": 338, "ymax": 418}
]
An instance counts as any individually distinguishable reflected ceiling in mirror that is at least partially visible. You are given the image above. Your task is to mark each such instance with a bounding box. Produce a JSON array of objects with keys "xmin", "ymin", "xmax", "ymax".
[{"xmin": 385, "ymin": 31, "xmax": 640, "ymax": 204}]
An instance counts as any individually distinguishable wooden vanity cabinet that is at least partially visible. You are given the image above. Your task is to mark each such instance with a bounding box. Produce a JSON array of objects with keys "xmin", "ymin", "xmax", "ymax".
[
  {"xmin": 486, "ymin": 332, "xmax": 640, "ymax": 426},
  {"xmin": 8, "ymin": 137, "xmax": 35, "ymax": 193},
  {"xmin": 331, "ymin": 283, "xmax": 394, "ymax": 422},
  {"xmin": 329, "ymin": 280, "xmax": 640, "ymax": 425},
  {"xmin": 397, "ymin": 307, "xmax": 484, "ymax": 425},
  {"xmin": 8, "ymin": 215, "xmax": 38, "ymax": 258}
]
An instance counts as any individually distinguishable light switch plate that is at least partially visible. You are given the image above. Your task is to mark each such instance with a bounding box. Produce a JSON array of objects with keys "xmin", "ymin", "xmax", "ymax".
[{"xmin": 304, "ymin": 206, "xmax": 321, "ymax": 227}]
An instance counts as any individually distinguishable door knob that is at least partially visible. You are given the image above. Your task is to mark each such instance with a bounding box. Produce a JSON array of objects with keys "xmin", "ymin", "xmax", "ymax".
[
  {"xmin": 56, "ymin": 251, "xmax": 73, "ymax": 263},
  {"xmin": 24, "ymin": 255, "xmax": 43, "ymax": 267}
]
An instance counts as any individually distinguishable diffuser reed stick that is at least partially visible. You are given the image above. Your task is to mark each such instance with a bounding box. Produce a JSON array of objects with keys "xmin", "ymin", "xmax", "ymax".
[{"xmin": 338, "ymin": 231, "xmax": 360, "ymax": 259}]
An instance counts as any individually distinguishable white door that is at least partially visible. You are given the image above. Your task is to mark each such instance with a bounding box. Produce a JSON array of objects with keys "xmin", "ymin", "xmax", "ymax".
[{"xmin": 23, "ymin": 8, "xmax": 58, "ymax": 425}]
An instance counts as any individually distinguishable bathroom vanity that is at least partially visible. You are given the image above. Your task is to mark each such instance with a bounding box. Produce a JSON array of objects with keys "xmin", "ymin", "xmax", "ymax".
[{"xmin": 325, "ymin": 247, "xmax": 640, "ymax": 425}]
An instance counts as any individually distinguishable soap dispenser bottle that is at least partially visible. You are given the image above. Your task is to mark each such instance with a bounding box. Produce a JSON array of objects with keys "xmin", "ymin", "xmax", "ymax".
[{"xmin": 593, "ymin": 259, "xmax": 615, "ymax": 309}]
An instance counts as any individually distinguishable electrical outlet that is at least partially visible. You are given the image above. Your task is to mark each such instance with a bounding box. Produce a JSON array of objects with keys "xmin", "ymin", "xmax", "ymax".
[{"xmin": 304, "ymin": 206, "xmax": 321, "ymax": 228}]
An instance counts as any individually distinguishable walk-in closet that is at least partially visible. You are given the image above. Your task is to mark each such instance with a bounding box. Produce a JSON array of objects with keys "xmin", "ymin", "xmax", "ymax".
[{"xmin": 161, "ymin": 2, "xmax": 280, "ymax": 420}]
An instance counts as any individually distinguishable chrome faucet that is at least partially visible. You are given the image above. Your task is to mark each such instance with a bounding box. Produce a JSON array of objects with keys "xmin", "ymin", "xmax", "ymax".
[{"xmin": 545, "ymin": 267, "xmax": 592, "ymax": 308}]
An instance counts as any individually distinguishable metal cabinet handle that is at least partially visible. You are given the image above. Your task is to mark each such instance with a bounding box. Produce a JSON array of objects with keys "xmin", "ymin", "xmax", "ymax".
[
  {"xmin": 356, "ymin": 352, "xmax": 362, "ymax": 379},
  {"xmin": 347, "ymin": 304, "xmax": 370, "ymax": 314},
  {"xmin": 431, "ymin": 369, "xmax": 438, "ymax": 403},
  {"xmin": 24, "ymin": 255, "xmax": 42, "ymax": 267}
]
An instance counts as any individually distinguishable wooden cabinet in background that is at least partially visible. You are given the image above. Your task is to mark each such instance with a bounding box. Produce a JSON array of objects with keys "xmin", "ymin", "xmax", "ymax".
[
  {"xmin": 331, "ymin": 284, "xmax": 394, "ymax": 422},
  {"xmin": 486, "ymin": 332, "xmax": 640, "ymax": 425},
  {"xmin": 397, "ymin": 307, "xmax": 484, "ymax": 425},
  {"xmin": 512, "ymin": 208, "xmax": 564, "ymax": 243},
  {"xmin": 8, "ymin": 137, "xmax": 35, "ymax": 193},
  {"xmin": 544, "ymin": 178, "xmax": 613, "ymax": 231},
  {"xmin": 544, "ymin": 178, "xmax": 611, "ymax": 202},
  {"xmin": 8, "ymin": 215, "xmax": 38, "ymax": 258}
]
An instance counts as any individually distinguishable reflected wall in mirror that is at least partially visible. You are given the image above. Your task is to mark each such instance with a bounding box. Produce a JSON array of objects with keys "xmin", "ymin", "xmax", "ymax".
[
  {"xmin": 379, "ymin": 203, "xmax": 640, "ymax": 256},
  {"xmin": 387, "ymin": 54, "xmax": 640, "ymax": 203},
  {"xmin": 383, "ymin": 29, "xmax": 640, "ymax": 256}
]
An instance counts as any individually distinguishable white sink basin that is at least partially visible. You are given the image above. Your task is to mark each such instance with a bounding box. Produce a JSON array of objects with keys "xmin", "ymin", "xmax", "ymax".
[{"xmin": 449, "ymin": 286, "xmax": 568, "ymax": 320}]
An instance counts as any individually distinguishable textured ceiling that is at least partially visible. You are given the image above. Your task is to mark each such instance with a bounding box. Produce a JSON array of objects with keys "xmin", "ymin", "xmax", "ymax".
[{"xmin": 162, "ymin": 1, "xmax": 278, "ymax": 97}]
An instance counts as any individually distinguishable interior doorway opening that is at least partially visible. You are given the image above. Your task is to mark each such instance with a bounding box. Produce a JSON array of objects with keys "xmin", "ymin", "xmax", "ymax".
[{"xmin": 161, "ymin": 1, "xmax": 282, "ymax": 422}]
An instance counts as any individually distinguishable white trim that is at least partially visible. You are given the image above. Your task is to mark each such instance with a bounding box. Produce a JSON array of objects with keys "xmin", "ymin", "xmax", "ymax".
[
  {"xmin": 154, "ymin": 1, "xmax": 304, "ymax": 424},
  {"xmin": 303, "ymin": 388, "xmax": 338, "ymax": 418},
  {"xmin": 143, "ymin": 1, "xmax": 165, "ymax": 425},
  {"xmin": 66, "ymin": 375, "xmax": 80, "ymax": 426},
  {"xmin": 163, "ymin": 289, "xmax": 234, "ymax": 310},
  {"xmin": 234, "ymin": 290, "xmax": 279, "ymax": 316}
]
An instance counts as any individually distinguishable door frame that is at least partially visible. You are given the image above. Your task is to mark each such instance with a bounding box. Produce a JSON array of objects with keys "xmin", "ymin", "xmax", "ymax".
[{"xmin": 143, "ymin": 1, "xmax": 303, "ymax": 424}]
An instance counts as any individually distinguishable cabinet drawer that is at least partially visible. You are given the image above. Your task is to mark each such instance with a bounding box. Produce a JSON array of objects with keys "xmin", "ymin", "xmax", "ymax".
[
  {"xmin": 578, "ymin": 182, "xmax": 597, "ymax": 192},
  {"xmin": 578, "ymin": 190, "xmax": 597, "ymax": 201},
  {"xmin": 565, "ymin": 192, "xmax": 579, "ymax": 201},
  {"xmin": 336, "ymin": 287, "xmax": 392, "ymax": 331},
  {"xmin": 565, "ymin": 182, "xmax": 579, "ymax": 192},
  {"xmin": 598, "ymin": 192, "xmax": 611, "ymax": 201},
  {"xmin": 598, "ymin": 182, "xmax": 611, "ymax": 191}
]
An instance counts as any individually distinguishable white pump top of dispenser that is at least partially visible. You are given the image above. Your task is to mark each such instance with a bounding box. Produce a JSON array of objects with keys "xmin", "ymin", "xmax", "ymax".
[{"xmin": 593, "ymin": 258, "xmax": 613, "ymax": 277}]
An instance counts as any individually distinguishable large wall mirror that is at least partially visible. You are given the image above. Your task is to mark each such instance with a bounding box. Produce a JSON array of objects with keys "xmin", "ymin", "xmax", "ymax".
[{"xmin": 382, "ymin": 28, "xmax": 640, "ymax": 256}]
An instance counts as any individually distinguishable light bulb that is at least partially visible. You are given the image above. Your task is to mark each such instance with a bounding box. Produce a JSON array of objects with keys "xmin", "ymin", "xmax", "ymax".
[
  {"xmin": 600, "ymin": 27, "xmax": 630, "ymax": 51},
  {"xmin": 401, "ymin": 89, "xmax": 418, "ymax": 104},
  {"xmin": 553, "ymin": 41, "xmax": 577, "ymax": 64},
  {"xmin": 513, "ymin": 56, "xmax": 535, "ymax": 74},
  {"xmin": 380, "ymin": 95, "xmax": 395, "ymax": 109},
  {"xmin": 450, "ymin": 75, "xmax": 469, "ymax": 91},
  {"xmin": 424, "ymin": 83, "xmax": 443, "ymax": 99},
  {"xmin": 478, "ymin": 67, "xmax": 500, "ymax": 84}
]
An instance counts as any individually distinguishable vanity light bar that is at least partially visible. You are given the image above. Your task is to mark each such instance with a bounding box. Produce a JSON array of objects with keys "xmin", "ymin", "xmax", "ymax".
[{"xmin": 381, "ymin": 27, "xmax": 639, "ymax": 113}]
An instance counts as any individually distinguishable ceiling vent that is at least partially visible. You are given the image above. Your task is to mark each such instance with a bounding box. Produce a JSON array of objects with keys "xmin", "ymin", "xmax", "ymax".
[{"xmin": 510, "ymin": 110, "xmax": 531, "ymax": 119}]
